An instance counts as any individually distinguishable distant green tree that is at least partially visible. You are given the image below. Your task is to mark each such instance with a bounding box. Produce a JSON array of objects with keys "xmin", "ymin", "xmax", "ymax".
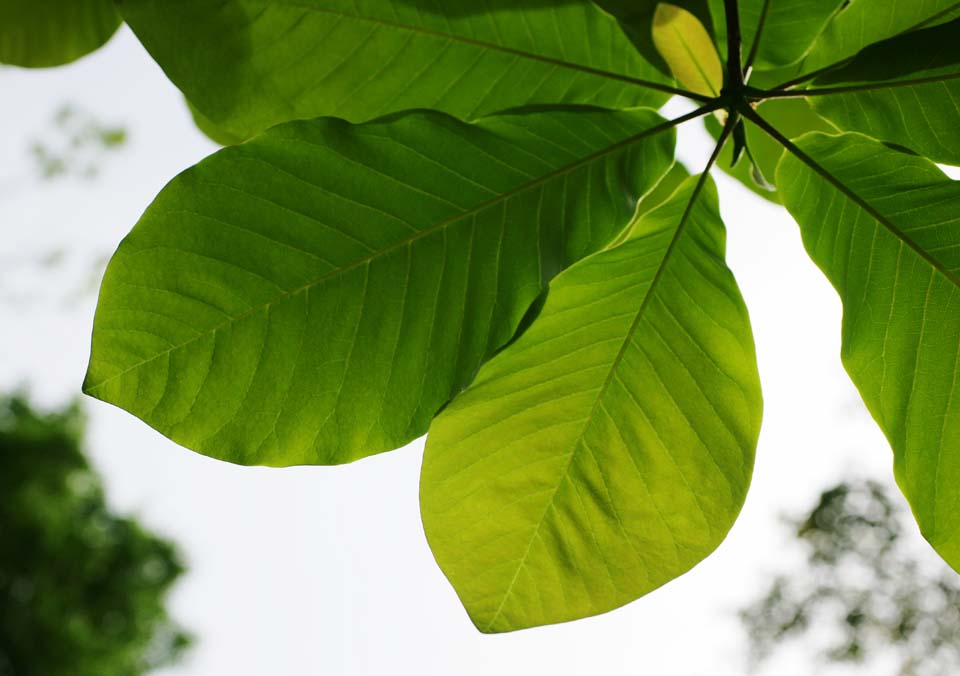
[
  {"xmin": 741, "ymin": 480, "xmax": 960, "ymax": 676},
  {"xmin": 30, "ymin": 104, "xmax": 127, "ymax": 180},
  {"xmin": 0, "ymin": 396, "xmax": 191, "ymax": 676}
]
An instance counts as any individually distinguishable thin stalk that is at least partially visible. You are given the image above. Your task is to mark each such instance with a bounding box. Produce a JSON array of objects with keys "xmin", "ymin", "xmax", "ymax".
[
  {"xmin": 742, "ymin": 0, "xmax": 770, "ymax": 77},
  {"xmin": 769, "ymin": 61, "xmax": 850, "ymax": 92},
  {"xmin": 584, "ymin": 72, "xmax": 716, "ymax": 103},
  {"xmin": 749, "ymin": 72, "xmax": 960, "ymax": 99},
  {"xmin": 723, "ymin": 0, "xmax": 744, "ymax": 90}
]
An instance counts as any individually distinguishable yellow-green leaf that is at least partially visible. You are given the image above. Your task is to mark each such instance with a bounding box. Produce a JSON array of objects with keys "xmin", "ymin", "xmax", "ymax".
[{"xmin": 651, "ymin": 3, "xmax": 723, "ymax": 97}]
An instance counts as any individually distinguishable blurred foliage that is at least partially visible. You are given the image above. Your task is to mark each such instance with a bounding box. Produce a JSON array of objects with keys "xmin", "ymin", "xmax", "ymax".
[
  {"xmin": 0, "ymin": 396, "xmax": 191, "ymax": 676},
  {"xmin": 30, "ymin": 104, "xmax": 126, "ymax": 180},
  {"xmin": 741, "ymin": 480, "xmax": 960, "ymax": 675}
]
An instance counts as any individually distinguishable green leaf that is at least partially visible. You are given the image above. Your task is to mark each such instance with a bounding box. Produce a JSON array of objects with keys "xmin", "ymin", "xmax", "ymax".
[
  {"xmin": 84, "ymin": 106, "xmax": 677, "ymax": 467},
  {"xmin": 118, "ymin": 0, "xmax": 674, "ymax": 141},
  {"xmin": 801, "ymin": 0, "xmax": 960, "ymax": 73},
  {"xmin": 775, "ymin": 131, "xmax": 960, "ymax": 572},
  {"xmin": 421, "ymin": 174, "xmax": 762, "ymax": 632},
  {"xmin": 651, "ymin": 3, "xmax": 723, "ymax": 97},
  {"xmin": 0, "ymin": 0, "xmax": 120, "ymax": 67},
  {"xmin": 739, "ymin": 0, "xmax": 843, "ymax": 69},
  {"xmin": 593, "ymin": 1, "xmax": 715, "ymax": 79},
  {"xmin": 706, "ymin": 0, "xmax": 843, "ymax": 71},
  {"xmin": 806, "ymin": 18, "xmax": 960, "ymax": 166},
  {"xmin": 187, "ymin": 101, "xmax": 245, "ymax": 148}
]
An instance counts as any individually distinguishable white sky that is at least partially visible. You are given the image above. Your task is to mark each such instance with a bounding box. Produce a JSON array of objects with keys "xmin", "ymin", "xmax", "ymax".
[{"xmin": 0, "ymin": 27, "xmax": 941, "ymax": 676}]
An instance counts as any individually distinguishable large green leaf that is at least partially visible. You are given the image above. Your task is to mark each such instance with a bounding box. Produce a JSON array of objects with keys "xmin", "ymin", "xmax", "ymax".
[
  {"xmin": 807, "ymin": 18, "xmax": 960, "ymax": 166},
  {"xmin": 119, "ymin": 0, "xmax": 673, "ymax": 141},
  {"xmin": 738, "ymin": 0, "xmax": 842, "ymax": 69},
  {"xmin": 421, "ymin": 174, "xmax": 761, "ymax": 632},
  {"xmin": 0, "ymin": 0, "xmax": 120, "ymax": 67},
  {"xmin": 775, "ymin": 131, "xmax": 960, "ymax": 571},
  {"xmin": 84, "ymin": 107, "xmax": 678, "ymax": 467},
  {"xmin": 800, "ymin": 0, "xmax": 960, "ymax": 73},
  {"xmin": 704, "ymin": 0, "xmax": 843, "ymax": 70}
]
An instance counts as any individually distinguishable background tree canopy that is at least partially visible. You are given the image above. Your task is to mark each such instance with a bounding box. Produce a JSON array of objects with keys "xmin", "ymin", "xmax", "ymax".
[
  {"xmin": 741, "ymin": 480, "xmax": 960, "ymax": 676},
  {"xmin": 0, "ymin": 396, "xmax": 190, "ymax": 676}
]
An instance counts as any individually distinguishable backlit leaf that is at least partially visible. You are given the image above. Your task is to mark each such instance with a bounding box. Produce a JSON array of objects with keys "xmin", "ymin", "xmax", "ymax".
[
  {"xmin": 421, "ymin": 174, "xmax": 761, "ymax": 632},
  {"xmin": 808, "ymin": 18, "xmax": 960, "ymax": 166},
  {"xmin": 801, "ymin": 0, "xmax": 960, "ymax": 73},
  {"xmin": 652, "ymin": 3, "xmax": 723, "ymax": 96},
  {"xmin": 84, "ymin": 107, "xmax": 676, "ymax": 466},
  {"xmin": 118, "ymin": 0, "xmax": 673, "ymax": 141},
  {"xmin": 777, "ymin": 132, "xmax": 960, "ymax": 571}
]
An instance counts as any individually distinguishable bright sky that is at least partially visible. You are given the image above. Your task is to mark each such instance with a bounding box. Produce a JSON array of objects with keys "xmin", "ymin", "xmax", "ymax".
[{"xmin": 0, "ymin": 27, "xmax": 936, "ymax": 676}]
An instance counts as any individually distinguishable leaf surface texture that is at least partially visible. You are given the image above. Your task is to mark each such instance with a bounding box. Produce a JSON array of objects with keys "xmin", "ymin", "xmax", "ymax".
[
  {"xmin": 421, "ymin": 174, "xmax": 761, "ymax": 632},
  {"xmin": 85, "ymin": 107, "xmax": 675, "ymax": 466},
  {"xmin": 809, "ymin": 19, "xmax": 960, "ymax": 166},
  {"xmin": 119, "ymin": 0, "xmax": 672, "ymax": 139}
]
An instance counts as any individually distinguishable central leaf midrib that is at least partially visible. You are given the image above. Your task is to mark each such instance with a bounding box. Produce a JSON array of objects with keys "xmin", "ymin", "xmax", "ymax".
[
  {"xmin": 86, "ymin": 109, "xmax": 709, "ymax": 395},
  {"xmin": 483, "ymin": 172, "xmax": 713, "ymax": 632},
  {"xmin": 236, "ymin": 0, "xmax": 672, "ymax": 92}
]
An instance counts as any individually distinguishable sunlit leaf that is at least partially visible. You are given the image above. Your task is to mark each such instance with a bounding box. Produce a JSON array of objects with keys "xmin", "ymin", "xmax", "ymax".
[
  {"xmin": 801, "ymin": 0, "xmax": 960, "ymax": 73},
  {"xmin": 808, "ymin": 18, "xmax": 960, "ymax": 166},
  {"xmin": 421, "ymin": 174, "xmax": 761, "ymax": 632},
  {"xmin": 119, "ymin": 0, "xmax": 673, "ymax": 141},
  {"xmin": 84, "ymin": 107, "xmax": 676, "ymax": 466},
  {"xmin": 776, "ymin": 131, "xmax": 960, "ymax": 572},
  {"xmin": 652, "ymin": 3, "xmax": 723, "ymax": 96},
  {"xmin": 707, "ymin": 0, "xmax": 843, "ymax": 71},
  {"xmin": 741, "ymin": 0, "xmax": 842, "ymax": 69}
]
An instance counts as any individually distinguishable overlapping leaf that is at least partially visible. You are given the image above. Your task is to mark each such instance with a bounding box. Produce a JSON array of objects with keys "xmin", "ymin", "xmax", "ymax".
[
  {"xmin": 84, "ymin": 107, "xmax": 676, "ymax": 466},
  {"xmin": 119, "ymin": 0, "xmax": 673, "ymax": 141},
  {"xmin": 707, "ymin": 0, "xmax": 843, "ymax": 70},
  {"xmin": 776, "ymin": 131, "xmax": 960, "ymax": 571},
  {"xmin": 651, "ymin": 3, "xmax": 723, "ymax": 97},
  {"xmin": 421, "ymin": 174, "xmax": 761, "ymax": 632},
  {"xmin": 807, "ymin": 18, "xmax": 960, "ymax": 166},
  {"xmin": 0, "ymin": 0, "xmax": 119, "ymax": 67},
  {"xmin": 800, "ymin": 0, "xmax": 960, "ymax": 72}
]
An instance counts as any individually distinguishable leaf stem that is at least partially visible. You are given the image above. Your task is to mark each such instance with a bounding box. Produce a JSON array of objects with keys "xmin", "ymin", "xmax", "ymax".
[
  {"xmin": 748, "ymin": 72, "xmax": 960, "ymax": 99},
  {"xmin": 723, "ymin": 0, "xmax": 744, "ymax": 90},
  {"xmin": 585, "ymin": 72, "xmax": 715, "ymax": 102},
  {"xmin": 742, "ymin": 0, "xmax": 770, "ymax": 78}
]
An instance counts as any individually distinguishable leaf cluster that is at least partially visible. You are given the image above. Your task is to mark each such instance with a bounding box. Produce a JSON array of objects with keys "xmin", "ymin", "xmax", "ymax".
[{"xmin": 6, "ymin": 0, "xmax": 960, "ymax": 633}]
